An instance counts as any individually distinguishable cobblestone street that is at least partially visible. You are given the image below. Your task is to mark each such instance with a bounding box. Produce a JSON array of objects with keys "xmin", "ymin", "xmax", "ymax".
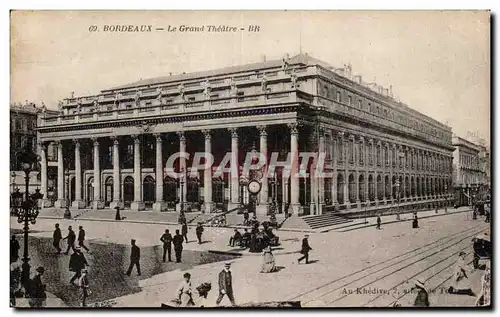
[{"xmin": 10, "ymin": 210, "xmax": 489, "ymax": 307}]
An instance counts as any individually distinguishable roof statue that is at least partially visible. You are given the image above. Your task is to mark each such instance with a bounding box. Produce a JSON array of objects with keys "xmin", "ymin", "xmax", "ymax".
[
  {"xmin": 203, "ymin": 79, "xmax": 212, "ymax": 97},
  {"xmin": 230, "ymin": 77, "xmax": 238, "ymax": 96},
  {"xmin": 57, "ymin": 100, "xmax": 64, "ymax": 111},
  {"xmin": 156, "ymin": 87, "xmax": 163, "ymax": 100},
  {"xmin": 290, "ymin": 69, "xmax": 298, "ymax": 88},
  {"xmin": 178, "ymin": 83, "xmax": 185, "ymax": 99},
  {"xmin": 134, "ymin": 90, "xmax": 141, "ymax": 106},
  {"xmin": 282, "ymin": 55, "xmax": 290, "ymax": 71},
  {"xmin": 70, "ymin": 91, "xmax": 75, "ymax": 99},
  {"xmin": 261, "ymin": 74, "xmax": 268, "ymax": 92}
]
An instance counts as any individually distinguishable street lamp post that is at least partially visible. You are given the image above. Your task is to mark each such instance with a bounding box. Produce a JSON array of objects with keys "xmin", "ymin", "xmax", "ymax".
[
  {"xmin": 16, "ymin": 150, "xmax": 43, "ymax": 294},
  {"xmin": 395, "ymin": 180, "xmax": 401, "ymax": 220},
  {"xmin": 64, "ymin": 169, "xmax": 71, "ymax": 219},
  {"xmin": 444, "ymin": 184, "xmax": 448, "ymax": 213}
]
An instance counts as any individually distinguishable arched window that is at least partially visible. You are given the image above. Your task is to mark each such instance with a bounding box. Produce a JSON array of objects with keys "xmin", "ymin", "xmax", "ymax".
[
  {"xmin": 376, "ymin": 145, "xmax": 381, "ymax": 166},
  {"xmin": 359, "ymin": 174, "xmax": 365, "ymax": 202},
  {"xmin": 348, "ymin": 174, "xmax": 356, "ymax": 203}
]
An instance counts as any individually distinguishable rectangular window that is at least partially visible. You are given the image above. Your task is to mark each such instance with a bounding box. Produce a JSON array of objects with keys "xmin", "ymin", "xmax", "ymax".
[
  {"xmin": 359, "ymin": 142, "xmax": 364, "ymax": 164},
  {"xmin": 349, "ymin": 139, "xmax": 354, "ymax": 163},
  {"xmin": 237, "ymin": 91, "xmax": 245, "ymax": 102},
  {"xmin": 188, "ymin": 97, "xmax": 195, "ymax": 102},
  {"xmin": 358, "ymin": 99, "xmax": 362, "ymax": 109},
  {"xmin": 376, "ymin": 145, "xmax": 381, "ymax": 166},
  {"xmin": 211, "ymin": 94, "xmax": 219, "ymax": 99},
  {"xmin": 348, "ymin": 96, "xmax": 352, "ymax": 106},
  {"xmin": 145, "ymin": 102, "xmax": 152, "ymax": 107},
  {"xmin": 336, "ymin": 91, "xmax": 341, "ymax": 103},
  {"xmin": 338, "ymin": 139, "xmax": 344, "ymax": 163}
]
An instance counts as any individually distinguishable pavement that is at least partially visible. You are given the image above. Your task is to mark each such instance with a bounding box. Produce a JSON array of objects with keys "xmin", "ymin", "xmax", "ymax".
[{"xmin": 10, "ymin": 211, "xmax": 490, "ymax": 307}]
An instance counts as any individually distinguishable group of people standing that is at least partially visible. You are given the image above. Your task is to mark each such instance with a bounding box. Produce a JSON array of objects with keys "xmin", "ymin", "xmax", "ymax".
[{"xmin": 158, "ymin": 222, "xmax": 205, "ymax": 264}]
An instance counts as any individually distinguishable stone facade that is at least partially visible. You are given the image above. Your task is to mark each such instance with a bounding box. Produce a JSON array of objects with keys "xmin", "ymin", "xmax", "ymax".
[{"xmin": 37, "ymin": 54, "xmax": 454, "ymax": 215}]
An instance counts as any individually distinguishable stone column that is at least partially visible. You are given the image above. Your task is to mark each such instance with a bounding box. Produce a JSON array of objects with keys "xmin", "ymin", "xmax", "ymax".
[
  {"xmin": 130, "ymin": 135, "xmax": 145, "ymax": 211},
  {"xmin": 331, "ymin": 132, "xmax": 338, "ymax": 207},
  {"xmin": 202, "ymin": 130, "xmax": 213, "ymax": 213},
  {"xmin": 228, "ymin": 128, "xmax": 240, "ymax": 210},
  {"xmin": 72, "ymin": 140, "xmax": 85, "ymax": 208},
  {"xmin": 54, "ymin": 141, "xmax": 67, "ymax": 208},
  {"xmin": 152, "ymin": 134, "xmax": 166, "ymax": 212},
  {"xmin": 108, "ymin": 137, "xmax": 123, "ymax": 210},
  {"xmin": 39, "ymin": 143, "xmax": 51, "ymax": 208},
  {"xmin": 390, "ymin": 143, "xmax": 395, "ymax": 204},
  {"xmin": 317, "ymin": 127, "xmax": 325, "ymax": 214},
  {"xmin": 256, "ymin": 126, "xmax": 269, "ymax": 215},
  {"xmin": 341, "ymin": 133, "xmax": 349, "ymax": 208},
  {"xmin": 372, "ymin": 140, "xmax": 377, "ymax": 205},
  {"xmin": 91, "ymin": 138, "xmax": 104, "ymax": 209},
  {"xmin": 288, "ymin": 122, "xmax": 301, "ymax": 215}
]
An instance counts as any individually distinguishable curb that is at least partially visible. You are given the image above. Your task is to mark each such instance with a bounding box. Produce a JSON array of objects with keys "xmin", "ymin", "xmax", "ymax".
[{"xmin": 336, "ymin": 208, "xmax": 472, "ymax": 232}]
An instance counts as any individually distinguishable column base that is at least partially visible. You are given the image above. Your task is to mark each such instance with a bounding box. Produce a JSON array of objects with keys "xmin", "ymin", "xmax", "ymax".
[
  {"xmin": 92, "ymin": 200, "xmax": 105, "ymax": 210},
  {"xmin": 289, "ymin": 203, "xmax": 303, "ymax": 216},
  {"xmin": 256, "ymin": 203, "xmax": 268, "ymax": 215},
  {"xmin": 203, "ymin": 202, "xmax": 215, "ymax": 214},
  {"xmin": 227, "ymin": 202, "xmax": 242, "ymax": 212},
  {"xmin": 152, "ymin": 201, "xmax": 167, "ymax": 212},
  {"xmin": 72, "ymin": 200, "xmax": 86, "ymax": 209},
  {"xmin": 42, "ymin": 199, "xmax": 53, "ymax": 208},
  {"xmin": 110, "ymin": 200, "xmax": 124, "ymax": 210},
  {"xmin": 130, "ymin": 201, "xmax": 145, "ymax": 211},
  {"xmin": 54, "ymin": 199, "xmax": 68, "ymax": 209}
]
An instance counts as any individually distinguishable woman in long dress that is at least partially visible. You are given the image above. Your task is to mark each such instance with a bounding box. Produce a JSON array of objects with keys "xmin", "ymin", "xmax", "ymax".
[{"xmin": 261, "ymin": 246, "xmax": 276, "ymax": 273}]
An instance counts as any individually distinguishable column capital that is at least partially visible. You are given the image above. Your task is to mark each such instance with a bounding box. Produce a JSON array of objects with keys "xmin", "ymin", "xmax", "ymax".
[
  {"xmin": 153, "ymin": 133, "xmax": 162, "ymax": 142},
  {"xmin": 318, "ymin": 125, "xmax": 325, "ymax": 136},
  {"xmin": 358, "ymin": 135, "xmax": 365, "ymax": 142},
  {"xmin": 257, "ymin": 125, "xmax": 267, "ymax": 137},
  {"xmin": 228, "ymin": 127, "xmax": 239, "ymax": 139},
  {"xmin": 111, "ymin": 136, "xmax": 120, "ymax": 146},
  {"xmin": 73, "ymin": 139, "xmax": 81, "ymax": 147},
  {"xmin": 91, "ymin": 137, "xmax": 99, "ymax": 146},
  {"xmin": 368, "ymin": 138, "xmax": 374, "ymax": 144},
  {"xmin": 287, "ymin": 122, "xmax": 299, "ymax": 135},
  {"xmin": 177, "ymin": 131, "xmax": 186, "ymax": 142},
  {"xmin": 201, "ymin": 129, "xmax": 212, "ymax": 140},
  {"xmin": 53, "ymin": 140, "xmax": 61, "ymax": 147},
  {"xmin": 38, "ymin": 142, "xmax": 46, "ymax": 151},
  {"xmin": 132, "ymin": 134, "xmax": 140, "ymax": 145}
]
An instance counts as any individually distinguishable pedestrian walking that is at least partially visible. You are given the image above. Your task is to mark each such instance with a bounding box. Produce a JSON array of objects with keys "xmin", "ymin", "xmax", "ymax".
[
  {"xmin": 176, "ymin": 272, "xmax": 194, "ymax": 307},
  {"xmin": 376, "ymin": 215, "xmax": 381, "ymax": 230},
  {"xmin": 216, "ymin": 263, "xmax": 236, "ymax": 306},
  {"xmin": 79, "ymin": 269, "xmax": 92, "ymax": 307},
  {"xmin": 297, "ymin": 234, "xmax": 312, "ymax": 264},
  {"xmin": 78, "ymin": 226, "xmax": 90, "ymax": 252},
  {"xmin": 412, "ymin": 279, "xmax": 430, "ymax": 307},
  {"xmin": 261, "ymin": 246, "xmax": 276, "ymax": 273},
  {"xmin": 63, "ymin": 225, "xmax": 77, "ymax": 255},
  {"xmin": 196, "ymin": 223, "xmax": 204, "ymax": 244},
  {"xmin": 126, "ymin": 239, "xmax": 141, "ymax": 276},
  {"xmin": 114, "ymin": 206, "xmax": 121, "ymax": 220},
  {"xmin": 29, "ymin": 266, "xmax": 47, "ymax": 308},
  {"xmin": 160, "ymin": 229, "xmax": 173, "ymax": 262},
  {"xmin": 69, "ymin": 247, "xmax": 89, "ymax": 286},
  {"xmin": 52, "ymin": 223, "xmax": 62, "ymax": 254},
  {"xmin": 173, "ymin": 229, "xmax": 184, "ymax": 263},
  {"xmin": 182, "ymin": 222, "xmax": 189, "ymax": 243},
  {"xmin": 412, "ymin": 212, "xmax": 419, "ymax": 228},
  {"xmin": 10, "ymin": 235, "xmax": 20, "ymax": 263}
]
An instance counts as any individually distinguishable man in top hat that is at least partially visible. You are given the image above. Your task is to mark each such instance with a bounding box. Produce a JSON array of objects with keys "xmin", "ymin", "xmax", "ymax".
[
  {"xmin": 298, "ymin": 234, "xmax": 312, "ymax": 264},
  {"xmin": 173, "ymin": 229, "xmax": 184, "ymax": 263},
  {"xmin": 216, "ymin": 263, "xmax": 235, "ymax": 306},
  {"xmin": 69, "ymin": 247, "xmax": 89, "ymax": 286},
  {"xmin": 29, "ymin": 266, "xmax": 47, "ymax": 308},
  {"xmin": 77, "ymin": 226, "xmax": 90, "ymax": 252},
  {"xmin": 52, "ymin": 223, "xmax": 62, "ymax": 254},
  {"xmin": 181, "ymin": 221, "xmax": 189, "ymax": 243},
  {"xmin": 63, "ymin": 225, "xmax": 77, "ymax": 255},
  {"xmin": 413, "ymin": 279, "xmax": 429, "ymax": 307},
  {"xmin": 126, "ymin": 239, "xmax": 141, "ymax": 276}
]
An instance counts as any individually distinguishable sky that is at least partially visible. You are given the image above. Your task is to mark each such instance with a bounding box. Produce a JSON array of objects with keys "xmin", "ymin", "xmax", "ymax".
[{"xmin": 10, "ymin": 10, "xmax": 490, "ymax": 143}]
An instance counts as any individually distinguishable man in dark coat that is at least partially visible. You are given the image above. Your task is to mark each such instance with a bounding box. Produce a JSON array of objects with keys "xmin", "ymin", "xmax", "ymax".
[
  {"xmin": 160, "ymin": 229, "xmax": 173, "ymax": 262},
  {"xmin": 182, "ymin": 222, "xmax": 189, "ymax": 243},
  {"xmin": 29, "ymin": 266, "xmax": 47, "ymax": 308},
  {"xmin": 216, "ymin": 263, "xmax": 235, "ymax": 306},
  {"xmin": 241, "ymin": 229, "xmax": 251, "ymax": 248},
  {"xmin": 195, "ymin": 223, "xmax": 204, "ymax": 244},
  {"xmin": 10, "ymin": 235, "xmax": 20, "ymax": 263},
  {"xmin": 69, "ymin": 247, "xmax": 89, "ymax": 285},
  {"xmin": 52, "ymin": 223, "xmax": 62, "ymax": 253},
  {"xmin": 78, "ymin": 226, "xmax": 90, "ymax": 252},
  {"xmin": 63, "ymin": 225, "xmax": 77, "ymax": 255},
  {"xmin": 173, "ymin": 230, "xmax": 184, "ymax": 263},
  {"xmin": 376, "ymin": 215, "xmax": 381, "ymax": 230},
  {"xmin": 229, "ymin": 229, "xmax": 242, "ymax": 247},
  {"xmin": 297, "ymin": 234, "xmax": 312, "ymax": 264},
  {"xmin": 126, "ymin": 239, "xmax": 141, "ymax": 276}
]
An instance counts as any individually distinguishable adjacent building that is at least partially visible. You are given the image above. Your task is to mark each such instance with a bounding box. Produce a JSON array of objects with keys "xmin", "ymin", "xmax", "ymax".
[
  {"xmin": 37, "ymin": 54, "xmax": 454, "ymax": 216},
  {"xmin": 10, "ymin": 102, "xmax": 58, "ymax": 195},
  {"xmin": 452, "ymin": 135, "xmax": 488, "ymax": 205}
]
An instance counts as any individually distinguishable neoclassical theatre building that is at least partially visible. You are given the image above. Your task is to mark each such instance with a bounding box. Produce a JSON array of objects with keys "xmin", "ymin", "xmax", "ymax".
[{"xmin": 37, "ymin": 54, "xmax": 454, "ymax": 216}]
